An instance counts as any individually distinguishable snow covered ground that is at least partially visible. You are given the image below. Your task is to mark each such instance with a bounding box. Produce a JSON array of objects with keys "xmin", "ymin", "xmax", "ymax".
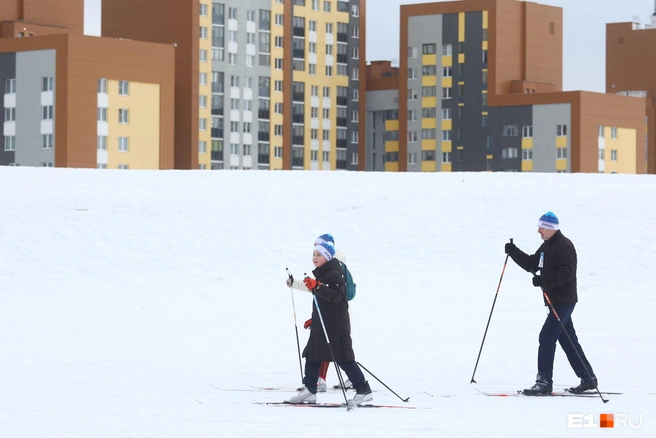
[{"xmin": 0, "ymin": 167, "xmax": 654, "ymax": 437}]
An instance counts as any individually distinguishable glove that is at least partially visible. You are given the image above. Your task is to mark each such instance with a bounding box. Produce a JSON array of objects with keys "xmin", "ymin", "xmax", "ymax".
[
  {"xmin": 286, "ymin": 275, "xmax": 293, "ymax": 287},
  {"xmin": 303, "ymin": 277, "xmax": 320, "ymax": 291},
  {"xmin": 532, "ymin": 275, "xmax": 542, "ymax": 287},
  {"xmin": 505, "ymin": 242, "xmax": 517, "ymax": 255},
  {"xmin": 304, "ymin": 318, "xmax": 312, "ymax": 329}
]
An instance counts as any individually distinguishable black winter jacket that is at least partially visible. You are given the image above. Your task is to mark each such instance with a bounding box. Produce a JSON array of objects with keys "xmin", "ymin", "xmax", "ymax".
[
  {"xmin": 509, "ymin": 230, "xmax": 578, "ymax": 306},
  {"xmin": 302, "ymin": 257, "xmax": 355, "ymax": 362}
]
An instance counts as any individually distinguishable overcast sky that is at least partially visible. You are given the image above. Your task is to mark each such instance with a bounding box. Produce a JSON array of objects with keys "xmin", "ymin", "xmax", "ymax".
[{"xmin": 83, "ymin": 0, "xmax": 655, "ymax": 93}]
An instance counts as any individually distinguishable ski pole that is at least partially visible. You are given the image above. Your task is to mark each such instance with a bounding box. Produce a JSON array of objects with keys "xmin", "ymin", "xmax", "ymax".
[
  {"xmin": 470, "ymin": 238, "xmax": 513, "ymax": 384},
  {"xmin": 356, "ymin": 361, "xmax": 410, "ymax": 402},
  {"xmin": 286, "ymin": 268, "xmax": 304, "ymax": 385},
  {"xmin": 540, "ymin": 290, "xmax": 608, "ymax": 404},
  {"xmin": 305, "ymin": 274, "xmax": 351, "ymax": 409}
]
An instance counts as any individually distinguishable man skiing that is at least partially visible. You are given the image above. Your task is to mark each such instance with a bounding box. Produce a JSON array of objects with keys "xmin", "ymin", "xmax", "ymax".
[{"xmin": 505, "ymin": 212, "xmax": 598, "ymax": 395}]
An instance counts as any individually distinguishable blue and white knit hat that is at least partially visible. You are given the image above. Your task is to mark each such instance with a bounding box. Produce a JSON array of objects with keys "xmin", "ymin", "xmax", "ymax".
[
  {"xmin": 314, "ymin": 241, "xmax": 335, "ymax": 261},
  {"xmin": 314, "ymin": 233, "xmax": 335, "ymax": 246},
  {"xmin": 537, "ymin": 211, "xmax": 559, "ymax": 230}
]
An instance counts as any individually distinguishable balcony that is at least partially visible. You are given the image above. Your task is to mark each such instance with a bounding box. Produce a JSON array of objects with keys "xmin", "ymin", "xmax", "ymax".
[
  {"xmin": 336, "ymin": 139, "xmax": 347, "ymax": 148},
  {"xmin": 337, "ymin": 54, "xmax": 348, "ymax": 64},
  {"xmin": 258, "ymin": 154, "xmax": 270, "ymax": 164},
  {"xmin": 293, "ymin": 135, "xmax": 305, "ymax": 145},
  {"xmin": 337, "ymin": 33, "xmax": 348, "ymax": 43},
  {"xmin": 258, "ymin": 132, "xmax": 270, "ymax": 142},
  {"xmin": 258, "ymin": 109, "xmax": 270, "ymax": 120},
  {"xmin": 336, "ymin": 96, "xmax": 347, "ymax": 106},
  {"xmin": 336, "ymin": 159, "xmax": 347, "ymax": 169},
  {"xmin": 292, "ymin": 92, "xmax": 305, "ymax": 102},
  {"xmin": 336, "ymin": 117, "xmax": 347, "ymax": 127},
  {"xmin": 293, "ymin": 114, "xmax": 304, "ymax": 123},
  {"xmin": 293, "ymin": 27, "xmax": 305, "ymax": 37},
  {"xmin": 211, "ymin": 128, "xmax": 223, "ymax": 138},
  {"xmin": 293, "ymin": 49, "xmax": 305, "ymax": 59},
  {"xmin": 211, "ymin": 151, "xmax": 224, "ymax": 161}
]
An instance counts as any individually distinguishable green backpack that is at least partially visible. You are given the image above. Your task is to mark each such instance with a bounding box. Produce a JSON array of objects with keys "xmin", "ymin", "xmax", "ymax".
[{"xmin": 342, "ymin": 263, "xmax": 356, "ymax": 301}]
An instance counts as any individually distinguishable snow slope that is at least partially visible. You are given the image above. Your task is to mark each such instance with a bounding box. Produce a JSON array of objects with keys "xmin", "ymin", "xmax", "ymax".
[{"xmin": 0, "ymin": 167, "xmax": 654, "ymax": 437}]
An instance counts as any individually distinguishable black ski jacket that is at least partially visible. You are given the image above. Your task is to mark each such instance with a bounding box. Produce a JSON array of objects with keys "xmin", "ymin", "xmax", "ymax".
[
  {"xmin": 302, "ymin": 257, "xmax": 355, "ymax": 362},
  {"xmin": 508, "ymin": 230, "xmax": 578, "ymax": 306}
]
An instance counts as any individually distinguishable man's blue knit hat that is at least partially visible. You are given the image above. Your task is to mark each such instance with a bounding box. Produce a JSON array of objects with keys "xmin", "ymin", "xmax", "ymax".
[
  {"xmin": 314, "ymin": 241, "xmax": 335, "ymax": 261},
  {"xmin": 537, "ymin": 211, "xmax": 559, "ymax": 230}
]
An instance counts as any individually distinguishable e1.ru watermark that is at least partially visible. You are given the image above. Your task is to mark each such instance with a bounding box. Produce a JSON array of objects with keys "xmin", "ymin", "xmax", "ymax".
[{"xmin": 568, "ymin": 413, "xmax": 643, "ymax": 429}]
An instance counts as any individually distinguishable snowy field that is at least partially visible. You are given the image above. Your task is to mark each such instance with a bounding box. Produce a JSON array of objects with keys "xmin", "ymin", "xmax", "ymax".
[{"xmin": 0, "ymin": 167, "xmax": 654, "ymax": 437}]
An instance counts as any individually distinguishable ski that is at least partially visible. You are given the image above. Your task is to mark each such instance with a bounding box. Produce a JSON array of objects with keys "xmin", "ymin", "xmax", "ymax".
[
  {"xmin": 475, "ymin": 388, "xmax": 599, "ymax": 398},
  {"xmin": 254, "ymin": 401, "xmax": 418, "ymax": 409},
  {"xmin": 565, "ymin": 388, "xmax": 622, "ymax": 395}
]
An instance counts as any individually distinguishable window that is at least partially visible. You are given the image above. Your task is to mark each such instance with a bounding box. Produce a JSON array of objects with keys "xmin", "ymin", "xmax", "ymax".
[
  {"xmin": 324, "ymin": 1, "xmax": 331, "ymax": 12},
  {"xmin": 408, "ymin": 153, "xmax": 417, "ymax": 164},
  {"xmin": 275, "ymin": 80, "xmax": 283, "ymax": 92},
  {"xmin": 246, "ymin": 32, "xmax": 256, "ymax": 44},
  {"xmin": 322, "ymin": 129, "xmax": 330, "ymax": 140},
  {"xmin": 312, "ymin": 0, "xmax": 320, "ymax": 10},
  {"xmin": 611, "ymin": 127, "xmax": 618, "ymax": 139},
  {"xmin": 200, "ymin": 72, "xmax": 207, "ymax": 85},
  {"xmin": 322, "ymin": 108, "xmax": 330, "ymax": 119},
  {"xmin": 611, "ymin": 150, "xmax": 618, "ymax": 161},
  {"xmin": 351, "ymin": 131, "xmax": 358, "ymax": 144},
  {"xmin": 442, "ymin": 44, "xmax": 452, "ymax": 56},
  {"xmin": 323, "ymin": 150, "xmax": 330, "ymax": 161},
  {"xmin": 275, "ymin": 36, "xmax": 283, "ymax": 48},
  {"xmin": 351, "ymin": 68, "xmax": 359, "ymax": 80},
  {"xmin": 230, "ymin": 143, "xmax": 239, "ymax": 154},
  {"xmin": 323, "ymin": 86, "xmax": 330, "ymax": 97},
  {"xmin": 118, "ymin": 137, "xmax": 129, "ymax": 152},
  {"xmin": 200, "ymin": 27, "xmax": 208, "ymax": 39},
  {"xmin": 557, "ymin": 124, "xmax": 567, "ymax": 136},
  {"xmin": 275, "ymin": 14, "xmax": 283, "ymax": 26},
  {"xmin": 599, "ymin": 149, "xmax": 605, "ymax": 160},
  {"xmin": 199, "ymin": 141, "xmax": 207, "ymax": 154},
  {"xmin": 422, "ymin": 65, "xmax": 437, "ymax": 76},
  {"xmin": 199, "ymin": 95, "xmax": 207, "ymax": 108},
  {"xmin": 421, "ymin": 151, "xmax": 435, "ymax": 161},
  {"xmin": 228, "ymin": 7, "xmax": 237, "ymax": 19},
  {"xmin": 275, "ymin": 102, "xmax": 283, "ymax": 114},
  {"xmin": 4, "ymin": 78, "xmax": 16, "ymax": 94},
  {"xmin": 274, "ymin": 125, "xmax": 283, "ymax": 136},
  {"xmin": 118, "ymin": 109, "xmax": 129, "ymax": 124},
  {"xmin": 408, "ymin": 68, "xmax": 417, "ymax": 80},
  {"xmin": 247, "ymin": 10, "xmax": 256, "ymax": 22},
  {"xmin": 407, "ymin": 131, "xmax": 418, "ymax": 143},
  {"xmin": 97, "ymin": 78, "xmax": 108, "ymax": 93},
  {"xmin": 422, "ymin": 129, "xmax": 436, "ymax": 139},
  {"xmin": 482, "ymin": 114, "xmax": 488, "ymax": 128},
  {"xmin": 228, "ymin": 53, "xmax": 237, "ymax": 65},
  {"xmin": 42, "ymin": 77, "xmax": 54, "ymax": 92},
  {"xmin": 423, "ymin": 43, "xmax": 436, "ymax": 54},
  {"xmin": 243, "ymin": 144, "xmax": 251, "ymax": 155},
  {"xmin": 97, "ymin": 135, "xmax": 107, "ymax": 150},
  {"xmin": 275, "ymin": 58, "xmax": 283, "ymax": 70},
  {"xmin": 274, "ymin": 146, "xmax": 282, "ymax": 158},
  {"xmin": 442, "ymin": 66, "xmax": 452, "ymax": 78},
  {"xmin": 118, "ymin": 80, "xmax": 129, "ymax": 95},
  {"xmin": 442, "ymin": 88, "xmax": 452, "ymax": 99},
  {"xmin": 423, "ymin": 107, "xmax": 437, "ymax": 118},
  {"xmin": 3, "ymin": 135, "xmax": 16, "ymax": 151},
  {"xmin": 200, "ymin": 3, "xmax": 208, "ymax": 16},
  {"xmin": 200, "ymin": 49, "xmax": 208, "ymax": 62},
  {"xmin": 408, "ymin": 46, "xmax": 418, "ymax": 58},
  {"xmin": 325, "ymin": 66, "xmax": 333, "ymax": 77},
  {"xmin": 350, "ymin": 152, "xmax": 358, "ymax": 165},
  {"xmin": 557, "ymin": 147, "xmax": 567, "ymax": 159},
  {"xmin": 352, "ymin": 26, "xmax": 359, "ymax": 38},
  {"xmin": 230, "ymin": 121, "xmax": 239, "ymax": 132},
  {"xmin": 522, "ymin": 148, "xmax": 533, "ymax": 161},
  {"xmin": 442, "ymin": 130, "xmax": 451, "ymax": 141},
  {"xmin": 501, "ymin": 147, "xmax": 519, "ymax": 159},
  {"xmin": 231, "ymin": 75, "xmax": 240, "ymax": 88},
  {"xmin": 408, "ymin": 110, "xmax": 417, "ymax": 121},
  {"xmin": 243, "ymin": 122, "xmax": 252, "ymax": 134},
  {"xmin": 442, "ymin": 152, "xmax": 451, "ymax": 163},
  {"xmin": 97, "ymin": 107, "xmax": 107, "ymax": 122},
  {"xmin": 326, "ymin": 23, "xmax": 333, "ymax": 34},
  {"xmin": 522, "ymin": 126, "xmax": 533, "ymax": 138},
  {"xmin": 351, "ymin": 110, "xmax": 359, "ymax": 122},
  {"xmin": 408, "ymin": 89, "xmax": 418, "ymax": 100},
  {"xmin": 502, "ymin": 125, "xmax": 518, "ymax": 137},
  {"xmin": 200, "ymin": 118, "xmax": 208, "ymax": 130},
  {"xmin": 482, "ymin": 49, "xmax": 488, "ymax": 63},
  {"xmin": 422, "ymin": 86, "xmax": 436, "ymax": 97},
  {"xmin": 598, "ymin": 126, "xmax": 604, "ymax": 137},
  {"xmin": 352, "ymin": 47, "xmax": 359, "ymax": 59},
  {"xmin": 4, "ymin": 107, "xmax": 16, "ymax": 122},
  {"xmin": 42, "ymin": 105, "xmax": 53, "ymax": 120}
]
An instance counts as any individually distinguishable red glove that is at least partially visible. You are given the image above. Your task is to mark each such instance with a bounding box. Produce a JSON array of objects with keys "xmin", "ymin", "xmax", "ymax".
[
  {"xmin": 303, "ymin": 277, "xmax": 320, "ymax": 291},
  {"xmin": 304, "ymin": 318, "xmax": 312, "ymax": 329}
]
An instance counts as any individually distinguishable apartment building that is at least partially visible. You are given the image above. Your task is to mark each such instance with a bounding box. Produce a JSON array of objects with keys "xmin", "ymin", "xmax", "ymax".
[
  {"xmin": 0, "ymin": 0, "xmax": 176, "ymax": 169},
  {"xmin": 103, "ymin": 0, "xmax": 367, "ymax": 171},
  {"xmin": 366, "ymin": 0, "xmax": 646, "ymax": 173},
  {"xmin": 606, "ymin": 15, "xmax": 656, "ymax": 173}
]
